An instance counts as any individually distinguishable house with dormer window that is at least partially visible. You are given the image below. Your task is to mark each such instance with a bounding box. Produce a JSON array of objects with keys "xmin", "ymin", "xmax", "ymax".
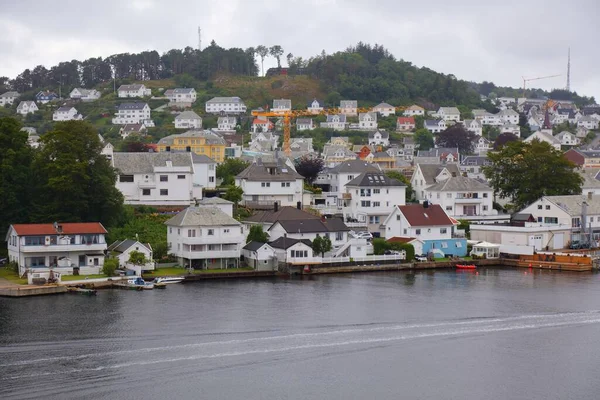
[
  {"xmin": 339, "ymin": 100, "xmax": 358, "ymax": 116},
  {"xmin": 359, "ymin": 112, "xmax": 378, "ymax": 130},
  {"xmin": 307, "ymin": 99, "xmax": 324, "ymax": 114},
  {"xmin": 372, "ymin": 102, "xmax": 395, "ymax": 117},
  {"xmin": 411, "ymin": 163, "xmax": 461, "ymax": 201},
  {"xmin": 321, "ymin": 114, "xmax": 347, "ymax": 131},
  {"xmin": 368, "ymin": 130, "xmax": 389, "ymax": 147}
]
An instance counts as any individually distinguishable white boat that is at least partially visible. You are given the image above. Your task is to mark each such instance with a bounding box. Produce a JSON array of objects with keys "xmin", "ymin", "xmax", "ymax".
[
  {"xmin": 127, "ymin": 277, "xmax": 154, "ymax": 290},
  {"xmin": 153, "ymin": 276, "xmax": 185, "ymax": 285}
]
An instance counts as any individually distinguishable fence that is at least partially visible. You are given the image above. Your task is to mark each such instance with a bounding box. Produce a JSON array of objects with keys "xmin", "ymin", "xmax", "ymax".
[{"xmin": 321, "ymin": 253, "xmax": 405, "ymax": 265}]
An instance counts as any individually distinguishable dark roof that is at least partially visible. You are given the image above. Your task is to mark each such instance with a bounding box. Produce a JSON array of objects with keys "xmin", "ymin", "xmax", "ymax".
[
  {"xmin": 113, "ymin": 152, "xmax": 192, "ymax": 174},
  {"xmin": 242, "ymin": 241, "xmax": 270, "ymax": 251},
  {"xmin": 191, "ymin": 153, "xmax": 216, "ymax": 164},
  {"xmin": 268, "ymin": 237, "xmax": 312, "ymax": 250},
  {"xmin": 118, "ymin": 102, "xmax": 148, "ymax": 111},
  {"xmin": 417, "ymin": 164, "xmax": 461, "ymax": 184},
  {"xmin": 272, "ymin": 217, "xmax": 349, "ymax": 233},
  {"xmin": 346, "ymin": 172, "xmax": 405, "ymax": 187},
  {"xmin": 244, "ymin": 207, "xmax": 320, "ymax": 224},
  {"xmin": 511, "ymin": 213, "xmax": 535, "ymax": 222},
  {"xmin": 236, "ymin": 161, "xmax": 302, "ymax": 181},
  {"xmin": 331, "ymin": 159, "xmax": 380, "ymax": 174},
  {"xmin": 107, "ymin": 239, "xmax": 151, "ymax": 253},
  {"xmin": 398, "ymin": 204, "xmax": 454, "ymax": 227}
]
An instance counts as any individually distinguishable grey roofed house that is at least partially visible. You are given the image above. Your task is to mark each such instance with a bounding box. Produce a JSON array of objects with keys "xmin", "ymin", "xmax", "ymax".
[
  {"xmin": 175, "ymin": 110, "xmax": 201, "ymax": 120},
  {"xmin": 56, "ymin": 106, "xmax": 75, "ymax": 112},
  {"xmin": 461, "ymin": 155, "xmax": 491, "ymax": 167},
  {"xmin": 359, "ymin": 112, "xmax": 377, "ymax": 121},
  {"xmin": 307, "ymin": 99, "xmax": 324, "ymax": 107},
  {"xmin": 112, "ymin": 152, "xmax": 193, "ymax": 175},
  {"xmin": 323, "ymin": 145, "xmax": 357, "ymax": 158},
  {"xmin": 270, "ymin": 217, "xmax": 350, "ymax": 234},
  {"xmin": 117, "ymin": 102, "xmax": 148, "ymax": 111},
  {"xmin": 439, "ymin": 107, "xmax": 460, "ymax": 115},
  {"xmin": 243, "ymin": 241, "xmax": 272, "ymax": 251},
  {"xmin": 197, "ymin": 197, "xmax": 233, "ymax": 205},
  {"xmin": 425, "ymin": 176, "xmax": 492, "ymax": 192},
  {"xmin": 497, "ymin": 109, "xmax": 519, "ymax": 117},
  {"xmin": 236, "ymin": 160, "xmax": 303, "ymax": 182},
  {"xmin": 218, "ymin": 116, "xmax": 237, "ymax": 124},
  {"xmin": 346, "ymin": 171, "xmax": 406, "ymax": 187},
  {"xmin": 579, "ymin": 169, "xmax": 600, "ymax": 191},
  {"xmin": 0, "ymin": 91, "xmax": 19, "ymax": 98},
  {"xmin": 417, "ymin": 164, "xmax": 462, "ymax": 185},
  {"xmin": 296, "ymin": 118, "xmax": 312, "ymax": 125},
  {"xmin": 158, "ymin": 130, "xmax": 226, "ymax": 146},
  {"xmin": 165, "ymin": 206, "xmax": 241, "ymax": 227},
  {"xmin": 331, "ymin": 159, "xmax": 381, "ymax": 173},
  {"xmin": 119, "ymin": 84, "xmax": 145, "ymax": 91},
  {"xmin": 374, "ymin": 102, "xmax": 394, "ymax": 109},
  {"xmin": 245, "ymin": 206, "xmax": 321, "ymax": 224},
  {"xmin": 289, "ymin": 138, "xmax": 313, "ymax": 152},
  {"xmin": 206, "ymin": 96, "xmax": 244, "ymax": 104},
  {"xmin": 544, "ymin": 195, "xmax": 600, "ymax": 216},
  {"xmin": 268, "ymin": 237, "xmax": 313, "ymax": 250},
  {"xmin": 340, "ymin": 100, "xmax": 357, "ymax": 108},
  {"xmin": 326, "ymin": 114, "xmax": 347, "ymax": 123},
  {"xmin": 273, "ymin": 99, "xmax": 291, "ymax": 108},
  {"xmin": 120, "ymin": 123, "xmax": 146, "ymax": 133},
  {"xmin": 107, "ymin": 239, "xmax": 152, "ymax": 254},
  {"xmin": 191, "ymin": 153, "xmax": 216, "ymax": 164},
  {"xmin": 416, "ymin": 147, "xmax": 459, "ymax": 158},
  {"xmin": 472, "ymin": 109, "xmax": 494, "ymax": 118},
  {"xmin": 424, "ymin": 119, "xmax": 444, "ymax": 127},
  {"xmin": 171, "ymin": 88, "xmax": 195, "ymax": 94},
  {"xmin": 368, "ymin": 130, "xmax": 389, "ymax": 139}
]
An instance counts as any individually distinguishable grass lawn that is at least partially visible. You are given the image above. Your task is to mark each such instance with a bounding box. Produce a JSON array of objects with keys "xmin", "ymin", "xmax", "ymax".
[
  {"xmin": 146, "ymin": 267, "xmax": 254, "ymax": 277},
  {"xmin": 61, "ymin": 274, "xmax": 108, "ymax": 281},
  {"xmin": 0, "ymin": 267, "xmax": 28, "ymax": 285}
]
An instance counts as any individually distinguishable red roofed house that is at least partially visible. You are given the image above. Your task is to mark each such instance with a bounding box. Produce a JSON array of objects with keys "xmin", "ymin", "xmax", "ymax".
[
  {"xmin": 396, "ymin": 117, "xmax": 416, "ymax": 132},
  {"xmin": 386, "ymin": 236, "xmax": 424, "ymax": 256},
  {"xmin": 251, "ymin": 118, "xmax": 274, "ymax": 133},
  {"xmin": 382, "ymin": 203, "xmax": 466, "ymax": 256},
  {"xmin": 6, "ymin": 222, "xmax": 108, "ymax": 277}
]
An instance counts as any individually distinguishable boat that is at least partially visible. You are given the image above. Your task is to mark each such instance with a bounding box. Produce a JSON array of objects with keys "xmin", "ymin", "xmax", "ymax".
[
  {"xmin": 127, "ymin": 277, "xmax": 154, "ymax": 290},
  {"xmin": 67, "ymin": 287, "xmax": 98, "ymax": 295},
  {"xmin": 152, "ymin": 276, "xmax": 185, "ymax": 285},
  {"xmin": 456, "ymin": 264, "xmax": 477, "ymax": 270}
]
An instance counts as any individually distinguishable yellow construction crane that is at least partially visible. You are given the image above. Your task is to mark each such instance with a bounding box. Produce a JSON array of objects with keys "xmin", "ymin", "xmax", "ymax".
[
  {"xmin": 251, "ymin": 106, "xmax": 407, "ymax": 155},
  {"xmin": 522, "ymin": 74, "xmax": 561, "ymax": 98}
]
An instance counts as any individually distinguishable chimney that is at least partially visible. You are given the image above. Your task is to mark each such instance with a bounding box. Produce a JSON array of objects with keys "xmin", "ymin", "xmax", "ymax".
[
  {"xmin": 423, "ymin": 201, "xmax": 429, "ymax": 208},
  {"xmin": 451, "ymin": 172, "xmax": 457, "ymax": 177},
  {"xmin": 297, "ymin": 201, "xmax": 302, "ymax": 210},
  {"xmin": 274, "ymin": 202, "xmax": 279, "ymax": 212}
]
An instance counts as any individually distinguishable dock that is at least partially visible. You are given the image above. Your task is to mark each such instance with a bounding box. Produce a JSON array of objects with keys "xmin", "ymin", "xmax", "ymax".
[{"xmin": 0, "ymin": 285, "xmax": 67, "ymax": 297}]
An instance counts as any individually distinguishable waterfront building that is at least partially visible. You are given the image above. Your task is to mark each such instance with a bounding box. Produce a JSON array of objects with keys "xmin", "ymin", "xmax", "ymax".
[{"xmin": 107, "ymin": 239, "xmax": 154, "ymax": 275}]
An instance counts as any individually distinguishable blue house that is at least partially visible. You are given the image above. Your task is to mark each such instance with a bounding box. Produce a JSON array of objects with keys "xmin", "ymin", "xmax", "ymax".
[{"xmin": 36, "ymin": 90, "xmax": 59, "ymax": 104}]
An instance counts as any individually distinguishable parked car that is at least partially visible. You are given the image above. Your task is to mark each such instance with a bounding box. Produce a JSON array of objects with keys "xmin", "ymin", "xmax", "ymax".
[
  {"xmin": 0, "ymin": 257, "xmax": 7, "ymax": 266},
  {"xmin": 415, "ymin": 255, "xmax": 427, "ymax": 262},
  {"xmin": 354, "ymin": 231, "xmax": 373, "ymax": 239},
  {"xmin": 384, "ymin": 250, "xmax": 402, "ymax": 255}
]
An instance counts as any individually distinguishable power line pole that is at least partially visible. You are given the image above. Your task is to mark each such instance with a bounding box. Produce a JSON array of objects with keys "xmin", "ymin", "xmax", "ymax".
[{"xmin": 566, "ymin": 47, "xmax": 571, "ymax": 92}]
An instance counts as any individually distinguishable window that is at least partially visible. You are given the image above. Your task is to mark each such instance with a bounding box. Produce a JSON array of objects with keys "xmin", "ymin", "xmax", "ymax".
[
  {"xmin": 160, "ymin": 189, "xmax": 168, "ymax": 196},
  {"xmin": 208, "ymin": 229, "xmax": 214, "ymax": 236},
  {"xmin": 437, "ymin": 193, "xmax": 440, "ymax": 199},
  {"xmin": 545, "ymin": 205, "xmax": 551, "ymax": 210},
  {"xmin": 261, "ymin": 182, "xmax": 270, "ymax": 187},
  {"xmin": 571, "ymin": 218, "xmax": 580, "ymax": 227},
  {"xmin": 224, "ymin": 229, "xmax": 230, "ymax": 233},
  {"xmin": 25, "ymin": 236, "xmax": 45, "ymax": 246},
  {"xmin": 177, "ymin": 229, "xmax": 181, "ymax": 235},
  {"xmin": 545, "ymin": 217, "xmax": 559, "ymax": 224},
  {"xmin": 142, "ymin": 189, "xmax": 151, "ymax": 196},
  {"xmin": 119, "ymin": 175, "xmax": 134, "ymax": 183},
  {"xmin": 93, "ymin": 258, "xmax": 99, "ymax": 266},
  {"xmin": 456, "ymin": 242, "xmax": 462, "ymax": 248},
  {"xmin": 446, "ymin": 193, "xmax": 452, "ymax": 198},
  {"xmin": 446, "ymin": 206, "xmax": 452, "ymax": 211},
  {"xmin": 281, "ymin": 182, "xmax": 290, "ymax": 187},
  {"xmin": 160, "ymin": 175, "xmax": 168, "ymax": 182},
  {"xmin": 361, "ymin": 201, "xmax": 371, "ymax": 207},
  {"xmin": 336, "ymin": 232, "xmax": 343, "ymax": 241},
  {"xmin": 373, "ymin": 202, "xmax": 381, "ymax": 207},
  {"xmin": 441, "ymin": 242, "xmax": 448, "ymax": 249},
  {"xmin": 397, "ymin": 215, "xmax": 401, "ymax": 221},
  {"xmin": 187, "ymin": 229, "xmax": 195, "ymax": 237},
  {"xmin": 415, "ymin": 229, "xmax": 421, "ymax": 235},
  {"xmin": 169, "ymin": 227, "xmax": 172, "ymax": 234},
  {"xmin": 177, "ymin": 175, "xmax": 185, "ymax": 180},
  {"xmin": 538, "ymin": 205, "xmax": 543, "ymax": 209},
  {"xmin": 373, "ymin": 189, "xmax": 380, "ymax": 194},
  {"xmin": 440, "ymin": 228, "xmax": 447, "ymax": 234},
  {"xmin": 403, "ymin": 229, "xmax": 407, "ymax": 234},
  {"xmin": 483, "ymin": 193, "xmax": 488, "ymax": 198},
  {"xmin": 209, "ymin": 164, "xmax": 215, "ymax": 170},
  {"xmin": 483, "ymin": 205, "xmax": 488, "ymax": 211}
]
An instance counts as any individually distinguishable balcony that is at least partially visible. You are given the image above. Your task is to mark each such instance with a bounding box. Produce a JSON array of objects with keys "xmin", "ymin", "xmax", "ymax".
[
  {"xmin": 182, "ymin": 236, "xmax": 245, "ymax": 246},
  {"xmin": 180, "ymin": 249, "xmax": 240, "ymax": 259},
  {"xmin": 455, "ymin": 197, "xmax": 485, "ymax": 204},
  {"xmin": 21, "ymin": 243, "xmax": 107, "ymax": 253}
]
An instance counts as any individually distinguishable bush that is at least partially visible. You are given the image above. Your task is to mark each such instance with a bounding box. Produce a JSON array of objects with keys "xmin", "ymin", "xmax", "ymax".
[
  {"xmin": 374, "ymin": 239, "xmax": 415, "ymax": 261},
  {"xmin": 103, "ymin": 258, "xmax": 119, "ymax": 276}
]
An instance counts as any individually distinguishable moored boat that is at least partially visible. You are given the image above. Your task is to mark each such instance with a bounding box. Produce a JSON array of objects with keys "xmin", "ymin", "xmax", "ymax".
[
  {"xmin": 153, "ymin": 276, "xmax": 185, "ymax": 285},
  {"xmin": 67, "ymin": 287, "xmax": 98, "ymax": 295},
  {"xmin": 456, "ymin": 264, "xmax": 477, "ymax": 270},
  {"xmin": 127, "ymin": 277, "xmax": 154, "ymax": 290}
]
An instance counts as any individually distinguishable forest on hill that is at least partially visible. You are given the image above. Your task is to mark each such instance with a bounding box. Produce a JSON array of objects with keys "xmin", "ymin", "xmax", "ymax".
[{"xmin": 0, "ymin": 42, "xmax": 595, "ymax": 109}]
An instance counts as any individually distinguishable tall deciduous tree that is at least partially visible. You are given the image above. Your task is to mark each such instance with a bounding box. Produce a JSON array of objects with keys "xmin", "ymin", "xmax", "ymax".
[
  {"xmin": 246, "ymin": 225, "xmax": 268, "ymax": 243},
  {"xmin": 483, "ymin": 139, "xmax": 583, "ymax": 210},
  {"xmin": 269, "ymin": 45, "xmax": 284, "ymax": 68},
  {"xmin": 295, "ymin": 156, "xmax": 324, "ymax": 185},
  {"xmin": 493, "ymin": 132, "xmax": 519, "ymax": 150},
  {"xmin": 256, "ymin": 45, "xmax": 269, "ymax": 76},
  {"xmin": 312, "ymin": 235, "xmax": 332, "ymax": 257},
  {"xmin": 414, "ymin": 128, "xmax": 434, "ymax": 151},
  {"xmin": 436, "ymin": 124, "xmax": 477, "ymax": 154},
  {"xmin": 31, "ymin": 121, "xmax": 124, "ymax": 226}
]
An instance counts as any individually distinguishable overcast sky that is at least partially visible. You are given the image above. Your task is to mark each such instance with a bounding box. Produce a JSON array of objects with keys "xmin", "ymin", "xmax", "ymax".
[{"xmin": 1, "ymin": 0, "xmax": 598, "ymax": 100}]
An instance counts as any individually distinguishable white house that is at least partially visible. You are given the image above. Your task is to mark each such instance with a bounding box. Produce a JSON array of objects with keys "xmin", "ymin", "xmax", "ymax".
[
  {"xmin": 404, "ymin": 105, "xmax": 425, "ymax": 117},
  {"xmin": 423, "ymin": 176, "xmax": 494, "ymax": 218},
  {"xmin": 166, "ymin": 206, "xmax": 244, "ymax": 269},
  {"xmin": 372, "ymin": 102, "xmax": 395, "ymax": 117},
  {"xmin": 473, "ymin": 136, "xmax": 492, "ymax": 154},
  {"xmin": 555, "ymin": 131, "xmax": 580, "ymax": 146},
  {"xmin": 6, "ymin": 222, "xmax": 108, "ymax": 276},
  {"xmin": 112, "ymin": 152, "xmax": 200, "ymax": 206},
  {"xmin": 578, "ymin": 116, "xmax": 600, "ymax": 130},
  {"xmin": 497, "ymin": 109, "xmax": 519, "ymax": 125},
  {"xmin": 463, "ymin": 119, "xmax": 483, "ymax": 136},
  {"xmin": 345, "ymin": 171, "xmax": 406, "ymax": 231},
  {"xmin": 235, "ymin": 160, "xmax": 304, "ymax": 207},
  {"xmin": 460, "ymin": 156, "xmax": 492, "ymax": 181},
  {"xmin": 322, "ymin": 145, "xmax": 358, "ymax": 167},
  {"xmin": 119, "ymin": 123, "xmax": 147, "ymax": 139},
  {"xmin": 359, "ymin": 112, "xmax": 378, "ymax": 130},
  {"xmin": 315, "ymin": 160, "xmax": 380, "ymax": 210},
  {"xmin": 424, "ymin": 119, "xmax": 446, "ymax": 133},
  {"xmin": 411, "ymin": 163, "xmax": 462, "ymax": 201},
  {"xmin": 52, "ymin": 106, "xmax": 82, "ymax": 121},
  {"xmin": 413, "ymin": 148, "xmax": 459, "ymax": 165},
  {"xmin": 268, "ymin": 237, "xmax": 320, "ymax": 265},
  {"xmin": 216, "ymin": 116, "xmax": 237, "ymax": 131},
  {"xmin": 437, "ymin": 107, "xmax": 461, "ymax": 122},
  {"xmin": 118, "ymin": 84, "xmax": 151, "ymax": 98},
  {"xmin": 175, "ymin": 110, "xmax": 202, "ymax": 129},
  {"xmin": 205, "ymin": 97, "xmax": 247, "ymax": 114},
  {"xmin": 107, "ymin": 239, "xmax": 154, "ymax": 275},
  {"xmin": 273, "ymin": 99, "xmax": 292, "ymax": 113},
  {"xmin": 307, "ymin": 99, "xmax": 324, "ymax": 114},
  {"xmin": 321, "ymin": 114, "xmax": 347, "ymax": 131},
  {"xmin": 368, "ymin": 130, "xmax": 390, "ymax": 147},
  {"xmin": 165, "ymin": 88, "xmax": 197, "ymax": 107},
  {"xmin": 339, "ymin": 100, "xmax": 358, "ymax": 116},
  {"xmin": 251, "ymin": 118, "xmax": 274, "ymax": 133},
  {"xmin": 473, "ymin": 109, "xmax": 502, "ymax": 126},
  {"xmin": 267, "ymin": 217, "xmax": 350, "ymax": 250},
  {"xmin": 191, "ymin": 153, "xmax": 217, "ymax": 190},
  {"xmin": 112, "ymin": 102, "xmax": 152, "ymax": 125},
  {"xmin": 16, "ymin": 101, "xmax": 38, "ymax": 115},
  {"xmin": 296, "ymin": 118, "xmax": 315, "ymax": 131},
  {"xmin": 523, "ymin": 130, "xmax": 561, "ymax": 150},
  {"xmin": 397, "ymin": 117, "xmax": 416, "ymax": 132},
  {"xmin": 69, "ymin": 88, "xmax": 100, "ymax": 101},
  {"xmin": 242, "ymin": 241, "xmax": 277, "ymax": 271},
  {"xmin": 500, "ymin": 124, "xmax": 521, "ymax": 136},
  {"xmin": 0, "ymin": 91, "xmax": 20, "ymax": 106}
]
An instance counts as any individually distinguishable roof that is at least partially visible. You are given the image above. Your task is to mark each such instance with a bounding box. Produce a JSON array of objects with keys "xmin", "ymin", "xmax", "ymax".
[
  {"xmin": 165, "ymin": 206, "xmax": 241, "ymax": 227},
  {"xmin": 461, "ymin": 156, "xmax": 491, "ymax": 166},
  {"xmin": 112, "ymin": 152, "xmax": 193, "ymax": 174},
  {"xmin": 296, "ymin": 118, "xmax": 313, "ymax": 125},
  {"xmin": 175, "ymin": 110, "xmax": 201, "ymax": 120},
  {"xmin": 107, "ymin": 239, "xmax": 151, "ymax": 253},
  {"xmin": 544, "ymin": 195, "xmax": 600, "ymax": 216},
  {"xmin": 217, "ymin": 116, "xmax": 237, "ymax": 123},
  {"xmin": 368, "ymin": 130, "xmax": 389, "ymax": 139},
  {"xmin": 0, "ymin": 91, "xmax": 19, "ymax": 98},
  {"xmin": 425, "ymin": 176, "xmax": 492, "ymax": 192},
  {"xmin": 398, "ymin": 204, "xmax": 454, "ymax": 227},
  {"xmin": 346, "ymin": 172, "xmax": 405, "ymax": 187},
  {"xmin": 158, "ymin": 130, "xmax": 226, "ymax": 146},
  {"xmin": 425, "ymin": 119, "xmax": 444, "ymax": 126},
  {"xmin": 272, "ymin": 217, "xmax": 349, "ymax": 233},
  {"xmin": 236, "ymin": 161, "xmax": 302, "ymax": 181},
  {"xmin": 10, "ymin": 222, "xmax": 107, "ymax": 236},
  {"xmin": 206, "ymin": 96, "xmax": 245, "ymax": 104},
  {"xmin": 118, "ymin": 84, "xmax": 145, "ymax": 91},
  {"xmin": 340, "ymin": 100, "xmax": 358, "ymax": 107},
  {"xmin": 117, "ymin": 102, "xmax": 148, "ymax": 111},
  {"xmin": 416, "ymin": 148, "xmax": 459, "ymax": 158},
  {"xmin": 406, "ymin": 105, "xmax": 424, "ymax": 111},
  {"xmin": 268, "ymin": 237, "xmax": 313, "ymax": 250},
  {"xmin": 374, "ymin": 102, "xmax": 394, "ymax": 109},
  {"xmin": 307, "ymin": 99, "xmax": 324, "ymax": 107},
  {"xmin": 331, "ymin": 159, "xmax": 380, "ymax": 173},
  {"xmin": 498, "ymin": 109, "xmax": 519, "ymax": 117},
  {"xmin": 439, "ymin": 107, "xmax": 460, "ymax": 115},
  {"xmin": 524, "ymin": 130, "xmax": 560, "ymax": 145},
  {"xmin": 170, "ymin": 88, "xmax": 195, "ymax": 94},
  {"xmin": 243, "ymin": 241, "xmax": 271, "ymax": 251},
  {"xmin": 397, "ymin": 117, "xmax": 415, "ymax": 124},
  {"xmin": 273, "ymin": 99, "xmax": 291, "ymax": 108},
  {"xmin": 56, "ymin": 106, "xmax": 75, "ymax": 112},
  {"xmin": 191, "ymin": 153, "xmax": 216, "ymax": 164},
  {"xmin": 120, "ymin": 123, "xmax": 146, "ymax": 132},
  {"xmin": 245, "ymin": 207, "xmax": 320, "ymax": 224},
  {"xmin": 386, "ymin": 237, "xmax": 421, "ymax": 244},
  {"xmin": 359, "ymin": 112, "xmax": 377, "ymax": 121},
  {"xmin": 326, "ymin": 114, "xmax": 347, "ymax": 123},
  {"xmin": 198, "ymin": 197, "xmax": 233, "ymax": 205},
  {"xmin": 416, "ymin": 164, "xmax": 461, "ymax": 184}
]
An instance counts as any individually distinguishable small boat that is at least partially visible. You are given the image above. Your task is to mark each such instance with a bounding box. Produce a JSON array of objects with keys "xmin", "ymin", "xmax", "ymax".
[
  {"xmin": 127, "ymin": 277, "xmax": 154, "ymax": 290},
  {"xmin": 154, "ymin": 282, "xmax": 167, "ymax": 289},
  {"xmin": 153, "ymin": 276, "xmax": 185, "ymax": 285},
  {"xmin": 67, "ymin": 287, "xmax": 97, "ymax": 295},
  {"xmin": 456, "ymin": 264, "xmax": 477, "ymax": 270}
]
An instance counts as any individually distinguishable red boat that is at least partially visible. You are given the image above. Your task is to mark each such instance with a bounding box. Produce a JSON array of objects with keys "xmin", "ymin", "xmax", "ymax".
[{"xmin": 456, "ymin": 264, "xmax": 477, "ymax": 270}]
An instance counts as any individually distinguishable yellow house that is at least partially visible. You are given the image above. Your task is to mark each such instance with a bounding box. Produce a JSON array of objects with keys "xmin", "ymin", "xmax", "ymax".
[{"xmin": 156, "ymin": 130, "xmax": 227, "ymax": 162}]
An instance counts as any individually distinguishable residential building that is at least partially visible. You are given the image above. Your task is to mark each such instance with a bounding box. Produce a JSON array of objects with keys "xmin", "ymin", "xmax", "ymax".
[
  {"xmin": 411, "ymin": 163, "xmax": 461, "ymax": 201},
  {"xmin": 328, "ymin": 136, "xmax": 351, "ymax": 148},
  {"xmin": 16, "ymin": 101, "xmax": 38, "ymax": 115},
  {"xmin": 555, "ymin": 131, "xmax": 580, "ymax": 146},
  {"xmin": 243, "ymin": 205, "xmax": 321, "ymax": 232},
  {"xmin": 578, "ymin": 116, "xmax": 600, "ymax": 130},
  {"xmin": 166, "ymin": 206, "xmax": 244, "ymax": 269},
  {"xmin": 191, "ymin": 153, "xmax": 217, "ymax": 190},
  {"xmin": 372, "ymin": 102, "xmax": 395, "ymax": 117},
  {"xmin": 500, "ymin": 124, "xmax": 521, "ymax": 136},
  {"xmin": 289, "ymin": 138, "xmax": 314, "ymax": 155},
  {"xmin": 315, "ymin": 159, "xmax": 380, "ymax": 210},
  {"xmin": 6, "ymin": 222, "xmax": 108, "ymax": 276},
  {"xmin": 473, "ymin": 109, "xmax": 501, "ymax": 126},
  {"xmin": 267, "ymin": 216, "xmax": 350, "ymax": 250},
  {"xmin": 462, "ymin": 119, "xmax": 482, "ymax": 136},
  {"xmin": 268, "ymin": 237, "xmax": 320, "ymax": 265},
  {"xmin": 252, "ymin": 118, "xmax": 275, "ymax": 133},
  {"xmin": 273, "ymin": 99, "xmax": 292, "ymax": 113},
  {"xmin": 196, "ymin": 197, "xmax": 234, "ymax": 216},
  {"xmin": 322, "ymin": 145, "xmax": 357, "ymax": 167},
  {"xmin": 0, "ymin": 91, "xmax": 19, "ymax": 106},
  {"xmin": 497, "ymin": 97, "xmax": 517, "ymax": 107},
  {"xmin": 174, "ymin": 110, "xmax": 202, "ymax": 129},
  {"xmin": 69, "ymin": 88, "xmax": 100, "ymax": 101},
  {"xmin": 424, "ymin": 119, "xmax": 446, "ymax": 133},
  {"xmin": 296, "ymin": 118, "xmax": 315, "ymax": 131},
  {"xmin": 119, "ymin": 123, "xmax": 147, "ymax": 139},
  {"xmin": 397, "ymin": 116, "xmax": 416, "ymax": 132},
  {"xmin": 35, "ymin": 90, "xmax": 58, "ymax": 103},
  {"xmin": 52, "ymin": 106, "xmax": 82, "ymax": 121},
  {"xmin": 497, "ymin": 109, "xmax": 519, "ymax": 125},
  {"xmin": 370, "ymin": 151, "xmax": 396, "ymax": 170},
  {"xmin": 235, "ymin": 160, "xmax": 304, "ymax": 207},
  {"xmin": 157, "ymin": 130, "xmax": 227, "ymax": 162},
  {"xmin": 321, "ymin": 114, "xmax": 347, "ymax": 131},
  {"xmin": 423, "ymin": 176, "xmax": 494, "ymax": 218},
  {"xmin": 307, "ymin": 99, "xmax": 324, "ymax": 114},
  {"xmin": 165, "ymin": 88, "xmax": 197, "ymax": 107},
  {"xmin": 112, "ymin": 102, "xmax": 152, "ymax": 125},
  {"xmin": 107, "ymin": 239, "xmax": 154, "ymax": 275},
  {"xmin": 580, "ymin": 169, "xmax": 600, "ymax": 196},
  {"xmin": 339, "ymin": 100, "xmax": 358, "ymax": 116},
  {"xmin": 113, "ymin": 152, "xmax": 199, "ymax": 205},
  {"xmin": 249, "ymin": 131, "xmax": 278, "ymax": 152},
  {"xmin": 414, "ymin": 148, "xmax": 459, "ymax": 165},
  {"xmin": 117, "ymin": 84, "xmax": 151, "ymax": 98},
  {"xmin": 359, "ymin": 112, "xmax": 378, "ymax": 130},
  {"xmin": 382, "ymin": 204, "xmax": 467, "ymax": 256},
  {"xmin": 404, "ymin": 105, "xmax": 425, "ymax": 117},
  {"xmin": 564, "ymin": 149, "xmax": 600, "ymax": 168},
  {"xmin": 473, "ymin": 136, "xmax": 492, "ymax": 154},
  {"xmin": 437, "ymin": 107, "xmax": 461, "ymax": 122},
  {"xmin": 344, "ymin": 171, "xmax": 406, "ymax": 231},
  {"xmin": 523, "ymin": 130, "xmax": 561, "ymax": 150},
  {"xmin": 368, "ymin": 130, "xmax": 390, "ymax": 147},
  {"xmin": 460, "ymin": 155, "xmax": 492, "ymax": 181},
  {"xmin": 241, "ymin": 241, "xmax": 277, "ymax": 271},
  {"xmin": 205, "ymin": 97, "xmax": 247, "ymax": 114},
  {"xmin": 386, "ymin": 236, "xmax": 424, "ymax": 257},
  {"xmin": 216, "ymin": 116, "xmax": 237, "ymax": 131}
]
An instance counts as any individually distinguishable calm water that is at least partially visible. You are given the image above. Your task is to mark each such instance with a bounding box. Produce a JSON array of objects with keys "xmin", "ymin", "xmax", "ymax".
[{"xmin": 2, "ymin": 267, "xmax": 600, "ymax": 400}]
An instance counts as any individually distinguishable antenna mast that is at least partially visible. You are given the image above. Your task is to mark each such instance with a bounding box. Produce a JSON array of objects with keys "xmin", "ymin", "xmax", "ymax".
[
  {"xmin": 566, "ymin": 47, "xmax": 571, "ymax": 92},
  {"xmin": 198, "ymin": 27, "xmax": 202, "ymax": 51}
]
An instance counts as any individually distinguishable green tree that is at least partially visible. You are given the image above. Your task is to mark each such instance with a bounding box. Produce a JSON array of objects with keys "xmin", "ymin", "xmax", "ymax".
[
  {"xmin": 385, "ymin": 170, "xmax": 415, "ymax": 202},
  {"xmin": 483, "ymin": 140, "xmax": 583, "ymax": 210},
  {"xmin": 483, "ymin": 125, "xmax": 501, "ymax": 142},
  {"xmin": 312, "ymin": 235, "xmax": 332, "ymax": 257},
  {"xmin": 295, "ymin": 156, "xmax": 324, "ymax": 185},
  {"xmin": 372, "ymin": 238, "xmax": 388, "ymax": 255},
  {"xmin": 414, "ymin": 128, "xmax": 434, "ymax": 151},
  {"xmin": 269, "ymin": 45, "xmax": 284, "ymax": 68},
  {"xmin": 103, "ymin": 258, "xmax": 119, "ymax": 276},
  {"xmin": 493, "ymin": 132, "xmax": 519, "ymax": 150},
  {"xmin": 31, "ymin": 121, "xmax": 125, "ymax": 226},
  {"xmin": 255, "ymin": 45, "xmax": 269, "ymax": 76},
  {"xmin": 246, "ymin": 225, "xmax": 269, "ymax": 243},
  {"xmin": 217, "ymin": 158, "xmax": 249, "ymax": 186},
  {"xmin": 128, "ymin": 250, "xmax": 147, "ymax": 266},
  {"xmin": 223, "ymin": 185, "xmax": 243, "ymax": 205},
  {"xmin": 436, "ymin": 124, "xmax": 477, "ymax": 154},
  {"xmin": 457, "ymin": 105, "xmax": 474, "ymax": 120}
]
